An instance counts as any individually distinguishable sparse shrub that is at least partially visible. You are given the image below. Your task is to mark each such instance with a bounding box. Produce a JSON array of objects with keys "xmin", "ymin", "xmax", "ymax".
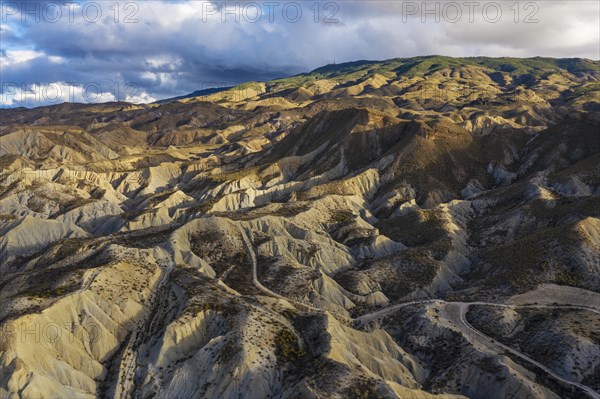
[{"xmin": 275, "ymin": 328, "xmax": 305, "ymax": 362}]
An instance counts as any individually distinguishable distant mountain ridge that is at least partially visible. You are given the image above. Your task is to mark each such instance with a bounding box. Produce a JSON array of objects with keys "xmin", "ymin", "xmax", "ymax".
[
  {"xmin": 154, "ymin": 86, "xmax": 233, "ymax": 104},
  {"xmin": 154, "ymin": 56, "xmax": 600, "ymax": 105}
]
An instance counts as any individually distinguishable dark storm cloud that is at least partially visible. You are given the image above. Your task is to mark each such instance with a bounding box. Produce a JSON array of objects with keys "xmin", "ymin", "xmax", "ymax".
[{"xmin": 1, "ymin": 0, "xmax": 598, "ymax": 107}]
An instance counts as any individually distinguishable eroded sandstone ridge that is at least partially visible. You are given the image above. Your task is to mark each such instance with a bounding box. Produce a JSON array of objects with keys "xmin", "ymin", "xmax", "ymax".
[{"xmin": 1, "ymin": 56, "xmax": 599, "ymax": 399}]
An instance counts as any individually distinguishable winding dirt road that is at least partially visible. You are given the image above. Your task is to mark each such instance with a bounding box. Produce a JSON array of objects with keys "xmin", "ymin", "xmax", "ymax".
[
  {"xmin": 358, "ymin": 299, "xmax": 600, "ymax": 399},
  {"xmin": 237, "ymin": 224, "xmax": 322, "ymax": 314},
  {"xmin": 114, "ymin": 251, "xmax": 174, "ymax": 399},
  {"xmin": 455, "ymin": 303, "xmax": 600, "ymax": 399},
  {"xmin": 235, "ymin": 222, "xmax": 600, "ymax": 399}
]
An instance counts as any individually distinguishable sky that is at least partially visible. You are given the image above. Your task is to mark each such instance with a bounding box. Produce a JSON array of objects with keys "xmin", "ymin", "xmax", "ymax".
[{"xmin": 1, "ymin": 0, "xmax": 599, "ymax": 107}]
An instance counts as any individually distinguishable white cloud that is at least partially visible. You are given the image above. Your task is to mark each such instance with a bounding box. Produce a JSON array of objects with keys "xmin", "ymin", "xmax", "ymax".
[
  {"xmin": 1, "ymin": 82, "xmax": 116, "ymax": 107},
  {"xmin": 1, "ymin": 0, "xmax": 598, "ymax": 106},
  {"xmin": 0, "ymin": 50, "xmax": 44, "ymax": 67},
  {"xmin": 127, "ymin": 91, "xmax": 156, "ymax": 104},
  {"xmin": 48, "ymin": 55, "xmax": 65, "ymax": 64}
]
